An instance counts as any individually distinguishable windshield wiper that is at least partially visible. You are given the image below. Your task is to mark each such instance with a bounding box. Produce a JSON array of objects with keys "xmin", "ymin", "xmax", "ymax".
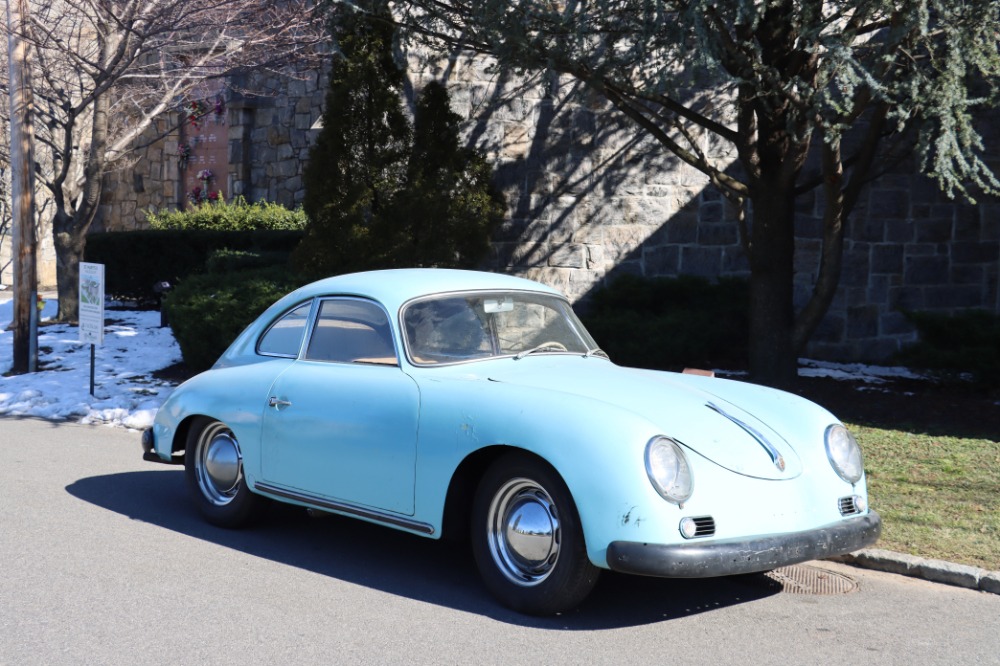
[
  {"xmin": 584, "ymin": 348, "xmax": 609, "ymax": 359},
  {"xmin": 513, "ymin": 345, "xmax": 566, "ymax": 360}
]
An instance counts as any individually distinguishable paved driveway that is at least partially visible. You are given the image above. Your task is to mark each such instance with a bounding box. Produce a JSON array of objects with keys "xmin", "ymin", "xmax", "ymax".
[{"xmin": 2, "ymin": 417, "xmax": 998, "ymax": 665}]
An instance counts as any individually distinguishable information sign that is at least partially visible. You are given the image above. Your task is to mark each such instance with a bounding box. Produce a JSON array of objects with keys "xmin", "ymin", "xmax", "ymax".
[{"xmin": 79, "ymin": 262, "xmax": 105, "ymax": 345}]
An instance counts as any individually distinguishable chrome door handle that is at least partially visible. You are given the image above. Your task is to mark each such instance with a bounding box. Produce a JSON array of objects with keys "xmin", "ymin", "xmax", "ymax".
[{"xmin": 268, "ymin": 397, "xmax": 292, "ymax": 408}]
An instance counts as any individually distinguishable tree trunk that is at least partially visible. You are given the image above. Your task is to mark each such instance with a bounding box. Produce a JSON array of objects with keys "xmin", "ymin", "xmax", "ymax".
[
  {"xmin": 53, "ymin": 218, "xmax": 84, "ymax": 322},
  {"xmin": 747, "ymin": 184, "xmax": 798, "ymax": 389},
  {"xmin": 52, "ymin": 85, "xmax": 109, "ymax": 322},
  {"xmin": 792, "ymin": 139, "xmax": 847, "ymax": 352}
]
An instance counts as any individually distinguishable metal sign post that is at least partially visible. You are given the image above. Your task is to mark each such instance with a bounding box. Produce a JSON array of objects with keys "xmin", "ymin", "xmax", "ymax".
[{"xmin": 78, "ymin": 262, "xmax": 105, "ymax": 396}]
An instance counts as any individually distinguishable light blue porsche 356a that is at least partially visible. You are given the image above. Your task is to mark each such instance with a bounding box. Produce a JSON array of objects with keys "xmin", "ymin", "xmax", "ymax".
[{"xmin": 142, "ymin": 268, "xmax": 880, "ymax": 615}]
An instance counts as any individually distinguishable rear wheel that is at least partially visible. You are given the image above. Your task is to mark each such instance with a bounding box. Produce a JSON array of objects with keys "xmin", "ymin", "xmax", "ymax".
[
  {"xmin": 185, "ymin": 417, "xmax": 267, "ymax": 528},
  {"xmin": 471, "ymin": 453, "xmax": 599, "ymax": 615}
]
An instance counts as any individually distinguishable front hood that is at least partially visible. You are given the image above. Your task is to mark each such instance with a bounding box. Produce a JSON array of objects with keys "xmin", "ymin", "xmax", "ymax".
[{"xmin": 453, "ymin": 357, "xmax": 805, "ymax": 480}]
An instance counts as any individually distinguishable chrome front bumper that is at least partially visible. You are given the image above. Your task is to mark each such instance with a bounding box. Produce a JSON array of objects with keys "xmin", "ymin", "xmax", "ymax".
[{"xmin": 606, "ymin": 511, "xmax": 882, "ymax": 578}]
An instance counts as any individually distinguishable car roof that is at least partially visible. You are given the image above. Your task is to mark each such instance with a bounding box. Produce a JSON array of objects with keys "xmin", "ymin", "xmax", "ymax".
[
  {"xmin": 217, "ymin": 269, "xmax": 567, "ymax": 366},
  {"xmin": 283, "ymin": 268, "xmax": 562, "ymax": 312}
]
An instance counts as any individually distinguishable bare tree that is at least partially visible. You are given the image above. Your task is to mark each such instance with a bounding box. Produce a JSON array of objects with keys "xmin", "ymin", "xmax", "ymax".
[{"xmin": 0, "ymin": 0, "xmax": 326, "ymax": 321}]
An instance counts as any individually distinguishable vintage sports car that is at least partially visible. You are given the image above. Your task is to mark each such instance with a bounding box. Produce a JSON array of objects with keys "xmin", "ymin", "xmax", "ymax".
[{"xmin": 143, "ymin": 269, "xmax": 881, "ymax": 615}]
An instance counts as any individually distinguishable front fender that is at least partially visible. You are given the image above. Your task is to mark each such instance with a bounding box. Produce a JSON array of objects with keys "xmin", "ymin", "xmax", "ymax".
[{"xmin": 410, "ymin": 374, "xmax": 664, "ymax": 564}]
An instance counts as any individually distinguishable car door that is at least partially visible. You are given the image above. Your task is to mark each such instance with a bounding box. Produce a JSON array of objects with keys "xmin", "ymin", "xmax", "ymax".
[{"xmin": 259, "ymin": 297, "xmax": 419, "ymax": 515}]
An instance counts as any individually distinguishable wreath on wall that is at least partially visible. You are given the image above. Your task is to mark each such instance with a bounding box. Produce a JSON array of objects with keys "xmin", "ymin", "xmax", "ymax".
[{"xmin": 188, "ymin": 169, "xmax": 221, "ymax": 203}]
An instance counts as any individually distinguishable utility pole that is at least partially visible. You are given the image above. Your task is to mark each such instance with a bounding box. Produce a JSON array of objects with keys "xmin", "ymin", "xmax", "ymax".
[{"xmin": 6, "ymin": 0, "xmax": 39, "ymax": 374}]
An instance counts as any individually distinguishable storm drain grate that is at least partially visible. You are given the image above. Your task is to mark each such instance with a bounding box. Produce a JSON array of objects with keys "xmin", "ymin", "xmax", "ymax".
[{"xmin": 764, "ymin": 564, "xmax": 860, "ymax": 595}]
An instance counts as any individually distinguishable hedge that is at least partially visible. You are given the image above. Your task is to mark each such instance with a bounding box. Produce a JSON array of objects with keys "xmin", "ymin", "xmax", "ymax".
[
  {"xmin": 163, "ymin": 265, "xmax": 303, "ymax": 372},
  {"xmin": 896, "ymin": 309, "xmax": 1000, "ymax": 390},
  {"xmin": 85, "ymin": 229, "xmax": 303, "ymax": 306},
  {"xmin": 145, "ymin": 197, "xmax": 308, "ymax": 231},
  {"xmin": 578, "ymin": 274, "xmax": 749, "ymax": 372}
]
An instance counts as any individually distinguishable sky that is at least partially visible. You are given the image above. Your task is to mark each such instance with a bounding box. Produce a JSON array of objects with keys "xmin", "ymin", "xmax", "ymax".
[{"xmin": 0, "ymin": 291, "xmax": 927, "ymax": 432}]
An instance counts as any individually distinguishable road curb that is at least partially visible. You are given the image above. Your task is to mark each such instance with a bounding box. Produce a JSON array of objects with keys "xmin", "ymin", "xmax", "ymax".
[{"xmin": 829, "ymin": 548, "xmax": 1000, "ymax": 595}]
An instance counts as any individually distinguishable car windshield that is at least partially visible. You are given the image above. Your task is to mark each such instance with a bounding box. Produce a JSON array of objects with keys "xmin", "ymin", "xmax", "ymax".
[{"xmin": 402, "ymin": 291, "xmax": 599, "ymax": 366}]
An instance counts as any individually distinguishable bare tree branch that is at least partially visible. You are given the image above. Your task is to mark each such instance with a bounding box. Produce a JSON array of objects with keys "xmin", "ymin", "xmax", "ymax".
[{"xmin": 0, "ymin": 0, "xmax": 328, "ymax": 319}]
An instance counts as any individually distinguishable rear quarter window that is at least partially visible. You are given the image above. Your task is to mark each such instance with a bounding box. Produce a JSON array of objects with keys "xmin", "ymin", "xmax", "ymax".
[{"xmin": 257, "ymin": 302, "xmax": 312, "ymax": 357}]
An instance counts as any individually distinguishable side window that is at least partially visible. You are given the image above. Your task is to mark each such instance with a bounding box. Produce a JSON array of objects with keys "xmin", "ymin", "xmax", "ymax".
[
  {"xmin": 305, "ymin": 299, "xmax": 398, "ymax": 365},
  {"xmin": 257, "ymin": 303, "xmax": 312, "ymax": 357}
]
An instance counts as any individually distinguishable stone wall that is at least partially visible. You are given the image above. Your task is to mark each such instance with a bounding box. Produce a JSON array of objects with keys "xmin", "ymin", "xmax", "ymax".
[
  {"xmin": 97, "ymin": 71, "xmax": 328, "ymax": 231},
  {"xmin": 228, "ymin": 71, "xmax": 328, "ymax": 207},
  {"xmin": 95, "ymin": 52, "xmax": 1000, "ymax": 363},
  {"xmin": 802, "ymin": 178, "xmax": 1000, "ymax": 360}
]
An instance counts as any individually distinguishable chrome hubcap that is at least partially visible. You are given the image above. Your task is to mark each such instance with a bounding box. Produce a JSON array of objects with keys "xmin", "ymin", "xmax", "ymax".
[
  {"xmin": 195, "ymin": 423, "xmax": 242, "ymax": 506},
  {"xmin": 487, "ymin": 478, "xmax": 560, "ymax": 586}
]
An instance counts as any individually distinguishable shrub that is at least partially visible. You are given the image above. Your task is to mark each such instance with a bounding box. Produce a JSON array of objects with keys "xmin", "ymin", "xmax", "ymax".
[
  {"xmin": 85, "ymin": 229, "xmax": 303, "ymax": 306},
  {"xmin": 896, "ymin": 309, "xmax": 1000, "ymax": 389},
  {"xmin": 164, "ymin": 265, "xmax": 302, "ymax": 372},
  {"xmin": 579, "ymin": 274, "xmax": 749, "ymax": 372},
  {"xmin": 203, "ymin": 248, "xmax": 290, "ymax": 274},
  {"xmin": 144, "ymin": 197, "xmax": 307, "ymax": 231}
]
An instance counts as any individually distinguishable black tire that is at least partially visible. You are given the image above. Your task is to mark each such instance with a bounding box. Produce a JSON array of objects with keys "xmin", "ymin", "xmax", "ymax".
[
  {"xmin": 471, "ymin": 452, "xmax": 600, "ymax": 615},
  {"xmin": 184, "ymin": 417, "xmax": 267, "ymax": 528}
]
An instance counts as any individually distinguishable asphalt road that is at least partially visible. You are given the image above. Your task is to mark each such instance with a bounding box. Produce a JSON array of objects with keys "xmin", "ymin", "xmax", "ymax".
[{"xmin": 2, "ymin": 417, "xmax": 998, "ymax": 666}]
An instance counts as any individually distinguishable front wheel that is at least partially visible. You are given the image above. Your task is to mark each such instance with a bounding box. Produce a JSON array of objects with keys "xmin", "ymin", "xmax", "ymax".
[
  {"xmin": 471, "ymin": 453, "xmax": 599, "ymax": 615},
  {"xmin": 185, "ymin": 417, "xmax": 267, "ymax": 528}
]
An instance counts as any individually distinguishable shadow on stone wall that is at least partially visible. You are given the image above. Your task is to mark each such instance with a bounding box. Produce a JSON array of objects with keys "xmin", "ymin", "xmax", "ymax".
[{"xmin": 420, "ymin": 55, "xmax": 1000, "ymax": 363}]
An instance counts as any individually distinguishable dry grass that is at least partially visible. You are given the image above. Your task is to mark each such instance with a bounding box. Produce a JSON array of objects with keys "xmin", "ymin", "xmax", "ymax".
[{"xmin": 855, "ymin": 424, "xmax": 1000, "ymax": 570}]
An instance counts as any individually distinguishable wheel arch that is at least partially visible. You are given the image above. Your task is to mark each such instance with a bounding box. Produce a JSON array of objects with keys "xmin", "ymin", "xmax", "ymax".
[
  {"xmin": 170, "ymin": 414, "xmax": 204, "ymax": 457},
  {"xmin": 440, "ymin": 445, "xmax": 571, "ymax": 543}
]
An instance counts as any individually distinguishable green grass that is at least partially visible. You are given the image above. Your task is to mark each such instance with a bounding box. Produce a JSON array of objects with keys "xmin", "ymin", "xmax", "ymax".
[{"xmin": 854, "ymin": 424, "xmax": 1000, "ymax": 570}]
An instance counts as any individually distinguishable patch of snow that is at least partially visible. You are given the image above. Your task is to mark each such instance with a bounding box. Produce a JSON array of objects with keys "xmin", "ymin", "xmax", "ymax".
[
  {"xmin": 797, "ymin": 358, "xmax": 924, "ymax": 384},
  {"xmin": 1, "ymin": 296, "xmax": 181, "ymax": 429}
]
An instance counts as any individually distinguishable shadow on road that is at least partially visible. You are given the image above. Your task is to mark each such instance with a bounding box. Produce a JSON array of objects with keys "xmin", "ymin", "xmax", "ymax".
[{"xmin": 66, "ymin": 468, "xmax": 780, "ymax": 629}]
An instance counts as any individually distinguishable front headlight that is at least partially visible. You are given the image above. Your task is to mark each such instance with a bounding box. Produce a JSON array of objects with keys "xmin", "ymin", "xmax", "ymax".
[
  {"xmin": 825, "ymin": 424, "xmax": 864, "ymax": 484},
  {"xmin": 645, "ymin": 436, "xmax": 693, "ymax": 505}
]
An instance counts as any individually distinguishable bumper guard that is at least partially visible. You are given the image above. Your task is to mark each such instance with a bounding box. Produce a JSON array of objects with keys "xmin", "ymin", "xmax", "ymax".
[{"xmin": 141, "ymin": 427, "xmax": 184, "ymax": 465}]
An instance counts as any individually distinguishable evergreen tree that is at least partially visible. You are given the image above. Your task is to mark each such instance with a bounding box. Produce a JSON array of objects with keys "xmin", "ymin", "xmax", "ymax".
[
  {"xmin": 295, "ymin": 2, "xmax": 411, "ymax": 277},
  {"xmin": 296, "ymin": 5, "xmax": 502, "ymax": 278},
  {"xmin": 389, "ymin": 81, "xmax": 504, "ymax": 268}
]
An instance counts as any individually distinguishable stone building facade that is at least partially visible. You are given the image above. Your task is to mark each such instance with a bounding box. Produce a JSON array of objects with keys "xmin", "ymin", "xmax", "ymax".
[
  {"xmin": 94, "ymin": 53, "xmax": 1000, "ymax": 363},
  {"xmin": 97, "ymin": 70, "xmax": 328, "ymax": 228}
]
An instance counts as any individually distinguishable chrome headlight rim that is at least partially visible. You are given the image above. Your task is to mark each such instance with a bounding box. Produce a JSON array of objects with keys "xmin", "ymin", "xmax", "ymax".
[
  {"xmin": 644, "ymin": 436, "xmax": 694, "ymax": 505},
  {"xmin": 825, "ymin": 424, "xmax": 864, "ymax": 484}
]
